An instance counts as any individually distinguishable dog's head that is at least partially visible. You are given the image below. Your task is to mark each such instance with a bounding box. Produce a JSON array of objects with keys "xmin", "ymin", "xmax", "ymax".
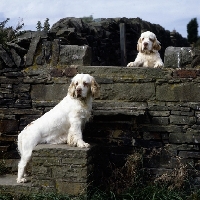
[
  {"xmin": 137, "ymin": 31, "xmax": 161, "ymax": 53},
  {"xmin": 68, "ymin": 74, "xmax": 100, "ymax": 99}
]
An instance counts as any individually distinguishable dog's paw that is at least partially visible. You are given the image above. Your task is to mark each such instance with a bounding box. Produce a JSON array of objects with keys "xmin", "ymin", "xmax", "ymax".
[
  {"xmin": 127, "ymin": 62, "xmax": 134, "ymax": 67},
  {"xmin": 16, "ymin": 177, "xmax": 27, "ymax": 183},
  {"xmin": 154, "ymin": 62, "xmax": 164, "ymax": 68},
  {"xmin": 77, "ymin": 140, "xmax": 90, "ymax": 148}
]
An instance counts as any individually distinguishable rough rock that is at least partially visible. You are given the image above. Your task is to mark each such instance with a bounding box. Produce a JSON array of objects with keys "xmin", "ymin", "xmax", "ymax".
[
  {"xmin": 164, "ymin": 47, "xmax": 193, "ymax": 68},
  {"xmin": 59, "ymin": 45, "xmax": 91, "ymax": 66},
  {"xmin": 0, "ymin": 45, "xmax": 15, "ymax": 67}
]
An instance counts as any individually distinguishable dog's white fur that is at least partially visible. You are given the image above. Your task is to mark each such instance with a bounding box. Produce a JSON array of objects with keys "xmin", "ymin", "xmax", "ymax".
[
  {"xmin": 17, "ymin": 74, "xmax": 100, "ymax": 183},
  {"xmin": 127, "ymin": 31, "xmax": 164, "ymax": 68}
]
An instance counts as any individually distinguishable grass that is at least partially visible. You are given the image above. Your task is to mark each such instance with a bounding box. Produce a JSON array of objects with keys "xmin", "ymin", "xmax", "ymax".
[
  {"xmin": 0, "ymin": 185, "xmax": 200, "ymax": 200},
  {"xmin": 1, "ymin": 148, "xmax": 200, "ymax": 200}
]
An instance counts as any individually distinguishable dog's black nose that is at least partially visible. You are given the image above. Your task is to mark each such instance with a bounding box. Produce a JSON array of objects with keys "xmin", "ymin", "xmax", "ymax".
[
  {"xmin": 77, "ymin": 88, "xmax": 82, "ymax": 94},
  {"xmin": 144, "ymin": 42, "xmax": 148, "ymax": 46}
]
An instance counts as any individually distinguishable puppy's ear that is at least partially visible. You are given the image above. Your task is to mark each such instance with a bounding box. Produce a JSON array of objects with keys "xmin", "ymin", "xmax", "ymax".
[
  {"xmin": 153, "ymin": 39, "xmax": 161, "ymax": 51},
  {"xmin": 68, "ymin": 81, "xmax": 75, "ymax": 97},
  {"xmin": 91, "ymin": 78, "xmax": 100, "ymax": 98},
  {"xmin": 137, "ymin": 37, "xmax": 142, "ymax": 52}
]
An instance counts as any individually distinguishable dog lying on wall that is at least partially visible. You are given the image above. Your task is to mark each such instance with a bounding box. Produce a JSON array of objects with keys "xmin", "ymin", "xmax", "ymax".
[
  {"xmin": 127, "ymin": 31, "xmax": 164, "ymax": 68},
  {"xmin": 17, "ymin": 74, "xmax": 100, "ymax": 183}
]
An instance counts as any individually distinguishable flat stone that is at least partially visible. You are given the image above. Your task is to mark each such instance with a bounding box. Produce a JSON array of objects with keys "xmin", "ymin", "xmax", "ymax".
[
  {"xmin": 156, "ymin": 82, "xmax": 200, "ymax": 101},
  {"xmin": 26, "ymin": 36, "xmax": 41, "ymax": 66},
  {"xmin": 164, "ymin": 47, "xmax": 192, "ymax": 68},
  {"xmin": 59, "ymin": 45, "xmax": 91, "ymax": 66},
  {"xmin": 0, "ymin": 45, "xmax": 15, "ymax": 67}
]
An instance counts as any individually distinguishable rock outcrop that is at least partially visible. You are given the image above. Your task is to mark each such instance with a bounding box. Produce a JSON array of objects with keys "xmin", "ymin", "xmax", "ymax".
[{"xmin": 0, "ymin": 17, "xmax": 190, "ymax": 68}]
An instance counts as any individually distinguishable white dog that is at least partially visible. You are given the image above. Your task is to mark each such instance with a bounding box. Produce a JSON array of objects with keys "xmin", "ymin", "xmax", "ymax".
[
  {"xmin": 127, "ymin": 31, "xmax": 164, "ymax": 68},
  {"xmin": 17, "ymin": 74, "xmax": 100, "ymax": 183}
]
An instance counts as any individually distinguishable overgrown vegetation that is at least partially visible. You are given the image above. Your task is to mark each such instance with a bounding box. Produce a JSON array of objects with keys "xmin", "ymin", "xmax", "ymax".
[
  {"xmin": 0, "ymin": 18, "xmax": 24, "ymax": 45},
  {"xmin": 0, "ymin": 147, "xmax": 200, "ymax": 199}
]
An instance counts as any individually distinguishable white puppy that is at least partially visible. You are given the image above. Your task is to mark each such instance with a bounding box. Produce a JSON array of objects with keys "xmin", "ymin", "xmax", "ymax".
[
  {"xmin": 17, "ymin": 74, "xmax": 100, "ymax": 183},
  {"xmin": 127, "ymin": 31, "xmax": 164, "ymax": 68}
]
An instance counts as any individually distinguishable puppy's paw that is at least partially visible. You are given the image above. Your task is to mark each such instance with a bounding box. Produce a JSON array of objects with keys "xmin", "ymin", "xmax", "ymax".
[
  {"xmin": 154, "ymin": 62, "xmax": 164, "ymax": 68},
  {"xmin": 17, "ymin": 177, "xmax": 27, "ymax": 183},
  {"xmin": 127, "ymin": 62, "xmax": 134, "ymax": 67}
]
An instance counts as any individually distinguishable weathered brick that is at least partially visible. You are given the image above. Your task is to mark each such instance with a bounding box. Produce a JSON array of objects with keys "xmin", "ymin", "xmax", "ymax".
[
  {"xmin": 148, "ymin": 111, "xmax": 170, "ymax": 117},
  {"xmin": 31, "ymin": 84, "xmax": 69, "ymax": 101},
  {"xmin": 157, "ymin": 82, "xmax": 200, "ymax": 101},
  {"xmin": 173, "ymin": 69, "xmax": 197, "ymax": 78},
  {"xmin": 170, "ymin": 115, "xmax": 196, "ymax": 125},
  {"xmin": 55, "ymin": 181, "xmax": 87, "ymax": 195},
  {"xmin": 152, "ymin": 117, "xmax": 169, "ymax": 125}
]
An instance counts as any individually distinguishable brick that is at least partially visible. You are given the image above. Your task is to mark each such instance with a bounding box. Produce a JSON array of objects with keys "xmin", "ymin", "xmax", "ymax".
[
  {"xmin": 170, "ymin": 115, "xmax": 196, "ymax": 125},
  {"xmin": 63, "ymin": 67, "xmax": 78, "ymax": 77},
  {"xmin": 148, "ymin": 111, "xmax": 170, "ymax": 117},
  {"xmin": 31, "ymin": 84, "xmax": 69, "ymax": 101},
  {"xmin": 0, "ymin": 119, "xmax": 19, "ymax": 133},
  {"xmin": 173, "ymin": 69, "xmax": 197, "ymax": 78},
  {"xmin": 179, "ymin": 151, "xmax": 200, "ymax": 159},
  {"xmin": 157, "ymin": 82, "xmax": 200, "ymax": 101},
  {"xmin": 152, "ymin": 117, "xmax": 169, "ymax": 125},
  {"xmin": 55, "ymin": 181, "xmax": 87, "ymax": 195}
]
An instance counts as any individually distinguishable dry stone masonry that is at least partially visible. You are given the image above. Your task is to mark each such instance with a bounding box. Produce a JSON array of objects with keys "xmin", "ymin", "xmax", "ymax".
[{"xmin": 0, "ymin": 17, "xmax": 200, "ymax": 195}]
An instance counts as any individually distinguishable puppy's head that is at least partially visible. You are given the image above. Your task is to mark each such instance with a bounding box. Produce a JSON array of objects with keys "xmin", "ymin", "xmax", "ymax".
[
  {"xmin": 137, "ymin": 31, "xmax": 161, "ymax": 53},
  {"xmin": 68, "ymin": 74, "xmax": 100, "ymax": 99}
]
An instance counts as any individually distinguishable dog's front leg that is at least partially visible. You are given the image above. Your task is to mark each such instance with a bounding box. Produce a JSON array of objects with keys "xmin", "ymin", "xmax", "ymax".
[{"xmin": 67, "ymin": 121, "xmax": 89, "ymax": 148}]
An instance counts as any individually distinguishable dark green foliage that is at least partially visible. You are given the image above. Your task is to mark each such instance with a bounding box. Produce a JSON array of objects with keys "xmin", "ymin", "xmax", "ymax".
[
  {"xmin": 1, "ymin": 186, "xmax": 200, "ymax": 200},
  {"xmin": 43, "ymin": 18, "xmax": 50, "ymax": 31},
  {"xmin": 0, "ymin": 18, "xmax": 24, "ymax": 45},
  {"xmin": 187, "ymin": 18, "xmax": 199, "ymax": 44},
  {"xmin": 36, "ymin": 18, "xmax": 50, "ymax": 31},
  {"xmin": 36, "ymin": 21, "xmax": 42, "ymax": 31}
]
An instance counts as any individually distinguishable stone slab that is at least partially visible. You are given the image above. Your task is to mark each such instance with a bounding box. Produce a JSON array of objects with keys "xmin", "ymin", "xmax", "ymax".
[
  {"xmin": 164, "ymin": 47, "xmax": 192, "ymax": 68},
  {"xmin": 59, "ymin": 45, "xmax": 91, "ymax": 66}
]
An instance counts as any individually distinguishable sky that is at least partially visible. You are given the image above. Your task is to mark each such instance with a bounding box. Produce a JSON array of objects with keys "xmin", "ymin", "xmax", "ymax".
[{"xmin": 0, "ymin": 0, "xmax": 200, "ymax": 38}]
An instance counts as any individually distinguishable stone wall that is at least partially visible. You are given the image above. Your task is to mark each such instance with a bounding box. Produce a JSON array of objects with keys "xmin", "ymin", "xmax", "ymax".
[
  {"xmin": 1, "ymin": 16, "xmax": 200, "ymax": 193},
  {"xmin": 1, "ymin": 63, "xmax": 200, "ymax": 188},
  {"xmin": 0, "ymin": 17, "xmax": 189, "ymax": 70}
]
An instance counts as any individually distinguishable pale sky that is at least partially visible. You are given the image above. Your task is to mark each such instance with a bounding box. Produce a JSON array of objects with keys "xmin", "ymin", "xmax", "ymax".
[{"xmin": 0, "ymin": 0, "xmax": 200, "ymax": 38}]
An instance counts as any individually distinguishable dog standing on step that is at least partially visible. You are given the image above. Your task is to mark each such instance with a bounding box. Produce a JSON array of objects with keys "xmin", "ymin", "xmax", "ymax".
[{"xmin": 17, "ymin": 74, "xmax": 100, "ymax": 183}]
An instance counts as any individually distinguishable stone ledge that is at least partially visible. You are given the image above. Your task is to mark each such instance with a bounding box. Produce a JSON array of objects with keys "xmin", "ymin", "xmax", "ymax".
[
  {"xmin": 0, "ymin": 174, "xmax": 39, "ymax": 195},
  {"xmin": 32, "ymin": 144, "xmax": 91, "ymax": 195},
  {"xmin": 93, "ymin": 101, "xmax": 147, "ymax": 116}
]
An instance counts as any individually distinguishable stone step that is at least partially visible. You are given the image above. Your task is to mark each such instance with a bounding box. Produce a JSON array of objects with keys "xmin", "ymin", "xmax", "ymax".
[
  {"xmin": 31, "ymin": 144, "xmax": 91, "ymax": 195},
  {"xmin": 0, "ymin": 174, "xmax": 39, "ymax": 195},
  {"xmin": 0, "ymin": 144, "xmax": 93, "ymax": 196}
]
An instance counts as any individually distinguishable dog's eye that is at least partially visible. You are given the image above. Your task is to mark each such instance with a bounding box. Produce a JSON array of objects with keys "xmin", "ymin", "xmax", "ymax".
[
  {"xmin": 149, "ymin": 38, "xmax": 154, "ymax": 42},
  {"xmin": 141, "ymin": 38, "xmax": 144, "ymax": 41},
  {"xmin": 83, "ymin": 82, "xmax": 88, "ymax": 87},
  {"xmin": 75, "ymin": 82, "xmax": 78, "ymax": 86}
]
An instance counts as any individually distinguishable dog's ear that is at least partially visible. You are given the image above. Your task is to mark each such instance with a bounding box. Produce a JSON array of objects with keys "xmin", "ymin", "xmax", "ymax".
[
  {"xmin": 153, "ymin": 39, "xmax": 161, "ymax": 51},
  {"xmin": 137, "ymin": 37, "xmax": 142, "ymax": 52},
  {"xmin": 68, "ymin": 81, "xmax": 75, "ymax": 97},
  {"xmin": 91, "ymin": 78, "xmax": 100, "ymax": 98}
]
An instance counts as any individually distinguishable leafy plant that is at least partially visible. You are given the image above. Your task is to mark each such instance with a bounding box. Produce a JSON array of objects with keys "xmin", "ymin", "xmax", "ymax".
[{"xmin": 0, "ymin": 18, "xmax": 24, "ymax": 45}]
